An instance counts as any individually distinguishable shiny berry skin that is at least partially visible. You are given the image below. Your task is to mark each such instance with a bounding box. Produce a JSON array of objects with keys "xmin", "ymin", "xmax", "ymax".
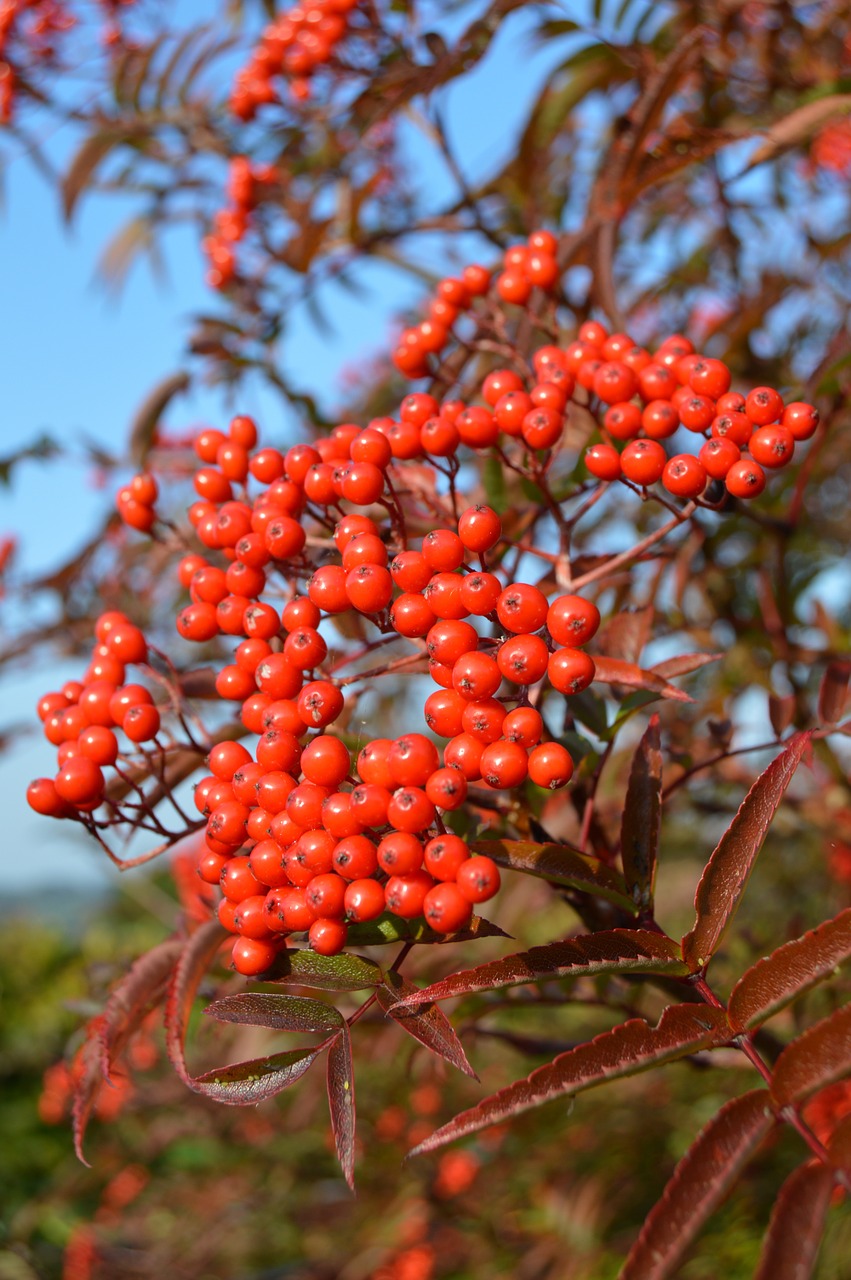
[
  {"xmin": 497, "ymin": 634, "xmax": 549, "ymax": 684},
  {"xmin": 748, "ymin": 425, "xmax": 795, "ymax": 469},
  {"xmin": 300, "ymin": 735, "xmax": 351, "ymax": 788},
  {"xmin": 699, "ymin": 436, "xmax": 741, "ymax": 480},
  {"xmin": 547, "ymin": 595, "xmax": 600, "ymax": 648},
  {"xmin": 308, "ymin": 918, "xmax": 348, "ymax": 955},
  {"xmin": 344, "ymin": 878, "xmax": 386, "ymax": 923},
  {"xmin": 423, "ymin": 834, "xmax": 470, "ymax": 881},
  {"xmin": 384, "ymin": 871, "xmax": 434, "ymax": 918},
  {"xmin": 604, "ymin": 402, "xmax": 642, "ymax": 440},
  {"xmin": 426, "ymin": 620, "xmax": 478, "ymax": 664},
  {"xmin": 232, "ymin": 937, "xmax": 281, "ymax": 976},
  {"xmin": 457, "ymin": 505, "xmax": 502, "ymax": 554},
  {"xmin": 452, "ymin": 651, "xmax": 502, "ymax": 702},
  {"xmin": 425, "ymin": 766, "xmax": 468, "ymax": 810},
  {"xmin": 460, "ymin": 572, "xmax": 502, "ymax": 616},
  {"xmin": 711, "ymin": 412, "xmax": 753, "ymax": 448},
  {"xmin": 443, "ymin": 733, "xmax": 484, "ymax": 780},
  {"xmin": 745, "ymin": 386, "xmax": 784, "ymax": 426},
  {"xmin": 305, "ymin": 873, "xmax": 347, "ymax": 920},
  {"xmin": 689, "ymin": 358, "xmax": 731, "ymax": 399},
  {"xmin": 641, "ymin": 400, "xmax": 679, "ymax": 441},
  {"xmin": 782, "ymin": 402, "xmax": 819, "ymax": 441},
  {"xmin": 502, "ymin": 706, "xmax": 543, "ymax": 746},
  {"xmin": 496, "ymin": 583, "xmax": 548, "ymax": 635},
  {"xmin": 662, "ymin": 454, "xmax": 707, "ymax": 499},
  {"xmin": 456, "ymin": 855, "xmax": 501, "ymax": 904},
  {"xmin": 377, "ymin": 832, "xmax": 425, "ymax": 876},
  {"xmin": 548, "ymin": 647, "xmax": 596, "ymax": 695},
  {"xmin": 386, "ymin": 787, "xmax": 435, "ymax": 833},
  {"xmin": 620, "ymin": 439, "xmax": 666, "ymax": 486},
  {"xmin": 725, "ymin": 458, "xmax": 766, "ymax": 499},
  {"xmin": 388, "ymin": 734, "xmax": 440, "ymax": 787},
  {"xmin": 528, "ymin": 742, "xmax": 574, "ymax": 789},
  {"xmin": 422, "ymin": 883, "xmax": 473, "ymax": 934},
  {"xmin": 585, "ymin": 443, "xmax": 621, "ymax": 481},
  {"xmin": 479, "ymin": 740, "xmax": 529, "ymax": 789}
]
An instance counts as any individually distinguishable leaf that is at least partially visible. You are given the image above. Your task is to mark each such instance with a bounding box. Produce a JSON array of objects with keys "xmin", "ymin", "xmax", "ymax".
[
  {"xmin": 128, "ymin": 371, "xmax": 191, "ymax": 466},
  {"xmin": 828, "ymin": 1112, "xmax": 851, "ymax": 1174},
  {"xmin": 346, "ymin": 910, "xmax": 510, "ymax": 947},
  {"xmin": 651, "ymin": 652, "xmax": 722, "ymax": 680},
  {"xmin": 744, "ymin": 93, "xmax": 851, "ymax": 172},
  {"xmin": 164, "ymin": 920, "xmax": 230, "ymax": 1092},
  {"xmin": 377, "ymin": 970, "xmax": 477, "ymax": 1078},
  {"xmin": 270, "ymin": 948, "xmax": 382, "ymax": 991},
  {"xmin": 398, "ymin": 930, "xmax": 688, "ymax": 1006},
  {"xmin": 682, "ymin": 733, "xmax": 811, "ymax": 972},
  {"xmin": 768, "ymin": 693, "xmax": 796, "ymax": 738},
  {"xmin": 408, "ymin": 1005, "xmax": 730, "ymax": 1155},
  {"xmin": 327, "ymin": 1026, "xmax": 356, "ymax": 1189},
  {"xmin": 753, "ymin": 1161, "xmax": 834, "ymax": 1280},
  {"xmin": 191, "ymin": 1048, "xmax": 321, "ymax": 1104},
  {"xmin": 62, "ymin": 130, "xmax": 126, "ymax": 221},
  {"xmin": 818, "ymin": 660, "xmax": 851, "ymax": 725},
  {"xmin": 620, "ymin": 1090, "xmax": 775, "ymax": 1280},
  {"xmin": 204, "ymin": 992, "xmax": 345, "ymax": 1035},
  {"xmin": 728, "ymin": 908, "xmax": 851, "ymax": 1033},
  {"xmin": 73, "ymin": 936, "xmax": 182, "ymax": 1162},
  {"xmin": 593, "ymin": 656, "xmax": 695, "ymax": 703},
  {"xmin": 596, "ymin": 606, "xmax": 654, "ymax": 665},
  {"xmin": 470, "ymin": 839, "xmax": 636, "ymax": 913},
  {"xmin": 771, "ymin": 1002, "xmax": 851, "ymax": 1107},
  {"xmin": 620, "ymin": 715, "xmax": 662, "ymax": 913}
]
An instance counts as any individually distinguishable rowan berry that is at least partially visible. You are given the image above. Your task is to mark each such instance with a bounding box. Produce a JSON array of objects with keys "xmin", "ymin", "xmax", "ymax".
[
  {"xmin": 452, "ymin": 651, "xmax": 502, "ymax": 701},
  {"xmin": 502, "ymin": 705, "xmax": 543, "ymax": 746},
  {"xmin": 420, "ymin": 415, "xmax": 460, "ymax": 457},
  {"xmin": 547, "ymin": 594, "xmax": 600, "ymax": 647},
  {"xmin": 391, "ymin": 593, "xmax": 436, "ymax": 638},
  {"xmin": 748, "ymin": 425, "xmax": 795, "ymax": 469},
  {"xmin": 249, "ymin": 839, "xmax": 291, "ymax": 889},
  {"xmin": 377, "ymin": 832, "xmax": 425, "ymax": 875},
  {"xmin": 344, "ymin": 878, "xmax": 386, "ymax": 923},
  {"xmin": 460, "ymin": 571, "xmax": 502, "ymax": 616},
  {"xmin": 699, "ymin": 436, "xmax": 741, "ymax": 480},
  {"xmin": 526, "ymin": 251, "xmax": 559, "ymax": 289},
  {"xmin": 27, "ymin": 777, "xmax": 68, "ymax": 817},
  {"xmin": 232, "ymin": 936, "xmax": 281, "ymax": 975},
  {"xmin": 443, "ymin": 732, "xmax": 484, "ymax": 780},
  {"xmin": 745, "ymin": 386, "xmax": 784, "ymax": 426},
  {"xmin": 522, "ymin": 407, "xmax": 564, "ymax": 450},
  {"xmin": 265, "ymin": 887, "xmax": 315, "ymax": 934},
  {"xmin": 585, "ymin": 443, "xmax": 621, "ymax": 481},
  {"xmin": 309, "ymin": 565, "xmax": 349, "ymax": 613},
  {"xmin": 528, "ymin": 742, "xmax": 574, "ymax": 789},
  {"xmin": 497, "ymin": 583, "xmax": 548, "ymax": 634},
  {"xmin": 641, "ymin": 400, "xmax": 679, "ymax": 441},
  {"xmin": 282, "ymin": 596, "xmax": 321, "ymax": 631},
  {"xmin": 678, "ymin": 394, "xmax": 715, "ymax": 433},
  {"xmin": 456, "ymin": 855, "xmax": 501, "ymax": 903},
  {"xmin": 423, "ymin": 689, "xmax": 466, "ymax": 738},
  {"xmin": 256, "ymin": 654, "xmax": 302, "ymax": 700},
  {"xmin": 462, "ymin": 263, "xmax": 490, "ymax": 294},
  {"xmin": 689, "ymin": 358, "xmax": 731, "ymax": 399},
  {"xmin": 548, "ymin": 647, "xmax": 596, "ymax": 694},
  {"xmin": 357, "ymin": 739, "xmax": 395, "ymax": 788},
  {"xmin": 725, "ymin": 458, "xmax": 766, "ymax": 499},
  {"xmin": 593, "ymin": 361, "xmax": 638, "ymax": 405},
  {"xmin": 388, "ymin": 734, "xmax": 440, "ymax": 788},
  {"xmin": 425, "ymin": 766, "xmax": 468, "ymax": 810},
  {"xmin": 782, "ymin": 402, "xmax": 819, "ymax": 441},
  {"xmin": 422, "ymin": 529, "xmax": 465, "ymax": 572},
  {"xmin": 604, "ymin": 402, "xmax": 642, "ymax": 440},
  {"xmin": 423, "ymin": 834, "xmax": 469, "ymax": 881},
  {"xmin": 342, "ymin": 461, "xmax": 385, "ymax": 505},
  {"xmin": 662, "ymin": 454, "xmax": 707, "ymax": 499},
  {"xmin": 348, "ymin": 783, "xmax": 390, "ymax": 828},
  {"xmin": 342, "ymin": 534, "xmax": 388, "ymax": 571},
  {"xmin": 620, "ymin": 439, "xmax": 666, "ymax": 486},
  {"xmin": 234, "ymin": 894, "xmax": 275, "ymax": 940},
  {"xmin": 480, "ymin": 740, "xmax": 528, "ymax": 789},
  {"xmin": 423, "ymin": 883, "xmax": 473, "ymax": 933},
  {"xmin": 300, "ymin": 736, "xmax": 351, "ymax": 788},
  {"xmin": 386, "ymin": 787, "xmax": 435, "ymax": 833},
  {"xmin": 497, "ymin": 633, "xmax": 550, "ymax": 684},
  {"xmin": 322, "ymin": 792, "xmax": 364, "ymax": 839},
  {"xmin": 711, "ymin": 412, "xmax": 753, "ymax": 447},
  {"xmin": 494, "ymin": 392, "xmax": 533, "ymax": 436},
  {"xmin": 496, "ymin": 269, "xmax": 531, "ymax": 306},
  {"xmin": 385, "ymin": 871, "xmax": 434, "ymax": 918},
  {"xmin": 216, "ymin": 665, "xmax": 257, "ymax": 702},
  {"xmin": 350, "ymin": 427, "xmax": 392, "ymax": 469},
  {"xmin": 461, "ymin": 697, "xmax": 507, "ymax": 743},
  {"xmin": 283, "ymin": 626, "xmax": 327, "ymax": 669},
  {"xmin": 256, "ymin": 728, "xmax": 302, "ymax": 773},
  {"xmin": 221, "ymin": 855, "xmax": 263, "ymax": 903},
  {"xmin": 79, "ymin": 726, "xmax": 119, "ymax": 767},
  {"xmin": 423, "ymin": 573, "xmax": 468, "ymax": 620},
  {"xmin": 456, "ymin": 406, "xmax": 499, "ymax": 449},
  {"xmin": 332, "ymin": 835, "xmax": 378, "ymax": 880},
  {"xmin": 426, "ymin": 620, "xmax": 478, "ymax": 665}
]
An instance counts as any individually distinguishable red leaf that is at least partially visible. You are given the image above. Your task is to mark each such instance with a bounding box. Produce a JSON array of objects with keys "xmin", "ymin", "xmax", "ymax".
[
  {"xmin": 620, "ymin": 1090, "xmax": 774, "ymax": 1280},
  {"xmin": 399, "ymin": 930, "xmax": 687, "ymax": 1006},
  {"xmin": 593, "ymin": 656, "xmax": 695, "ymax": 703},
  {"xmin": 164, "ymin": 920, "xmax": 227, "ymax": 1091},
  {"xmin": 469, "ymin": 839, "xmax": 635, "ymax": 913},
  {"xmin": 753, "ymin": 1161, "xmax": 834, "ymax": 1280},
  {"xmin": 682, "ymin": 733, "xmax": 812, "ymax": 972},
  {"xmin": 651, "ymin": 653, "xmax": 722, "ymax": 680},
  {"xmin": 73, "ymin": 936, "xmax": 182, "ymax": 1163},
  {"xmin": 828, "ymin": 1112, "xmax": 851, "ymax": 1175},
  {"xmin": 204, "ymin": 992, "xmax": 345, "ymax": 1034},
  {"xmin": 327, "ymin": 1026, "xmax": 356, "ymax": 1190},
  {"xmin": 818, "ymin": 660, "xmax": 851, "ymax": 725},
  {"xmin": 620, "ymin": 715, "xmax": 662, "ymax": 913},
  {"xmin": 728, "ymin": 907, "xmax": 851, "ymax": 1033},
  {"xmin": 408, "ymin": 1005, "xmax": 730, "ymax": 1156},
  {"xmin": 377, "ymin": 970, "xmax": 477, "ymax": 1078},
  {"xmin": 771, "ymin": 1002, "xmax": 851, "ymax": 1107}
]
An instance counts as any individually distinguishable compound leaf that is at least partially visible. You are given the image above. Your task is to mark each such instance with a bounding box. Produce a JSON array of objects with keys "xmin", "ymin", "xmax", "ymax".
[
  {"xmin": 728, "ymin": 907, "xmax": 851, "ymax": 1032},
  {"xmin": 620, "ymin": 1090, "xmax": 774, "ymax": 1280},
  {"xmin": 400, "ymin": 929, "xmax": 686, "ymax": 1006},
  {"xmin": 682, "ymin": 733, "xmax": 811, "ymax": 972},
  {"xmin": 408, "ymin": 1005, "xmax": 730, "ymax": 1155}
]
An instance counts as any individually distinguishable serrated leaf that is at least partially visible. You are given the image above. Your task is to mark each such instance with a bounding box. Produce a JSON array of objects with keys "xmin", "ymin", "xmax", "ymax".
[
  {"xmin": 192, "ymin": 1047, "xmax": 321, "ymax": 1104},
  {"xmin": 327, "ymin": 1027, "xmax": 356, "ymax": 1190},
  {"xmin": 408, "ymin": 1005, "xmax": 730, "ymax": 1155},
  {"xmin": 593, "ymin": 656, "xmax": 695, "ymax": 703},
  {"xmin": 377, "ymin": 970, "xmax": 476, "ymax": 1078},
  {"xmin": 819, "ymin": 660, "xmax": 851, "ymax": 725},
  {"xmin": 398, "ymin": 929, "xmax": 687, "ymax": 1006},
  {"xmin": 620, "ymin": 1090, "xmax": 775, "ymax": 1280},
  {"xmin": 204, "ymin": 992, "xmax": 344, "ymax": 1034},
  {"xmin": 164, "ymin": 920, "xmax": 230, "ymax": 1092},
  {"xmin": 270, "ymin": 948, "xmax": 382, "ymax": 991},
  {"xmin": 682, "ymin": 733, "xmax": 811, "ymax": 972},
  {"xmin": 470, "ymin": 839, "xmax": 636, "ymax": 913},
  {"xmin": 620, "ymin": 715, "xmax": 662, "ymax": 913},
  {"xmin": 728, "ymin": 908, "xmax": 851, "ymax": 1033},
  {"xmin": 73, "ymin": 936, "xmax": 182, "ymax": 1163},
  {"xmin": 753, "ymin": 1161, "xmax": 834, "ymax": 1280},
  {"xmin": 744, "ymin": 93, "xmax": 851, "ymax": 172},
  {"xmin": 771, "ymin": 1002, "xmax": 851, "ymax": 1107}
]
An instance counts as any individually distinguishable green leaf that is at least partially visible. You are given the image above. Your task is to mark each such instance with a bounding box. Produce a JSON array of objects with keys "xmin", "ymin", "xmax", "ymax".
[
  {"xmin": 270, "ymin": 948, "xmax": 382, "ymax": 991},
  {"xmin": 204, "ymin": 993, "xmax": 344, "ymax": 1034}
]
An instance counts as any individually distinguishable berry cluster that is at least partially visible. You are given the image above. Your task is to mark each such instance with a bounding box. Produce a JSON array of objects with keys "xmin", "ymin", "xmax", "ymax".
[
  {"xmin": 0, "ymin": 0, "xmax": 73, "ymax": 122},
  {"xmin": 202, "ymin": 156, "xmax": 279, "ymax": 291},
  {"xmin": 27, "ymin": 612, "xmax": 158, "ymax": 818},
  {"xmin": 116, "ymin": 472, "xmax": 158, "ymax": 532},
  {"xmin": 229, "ymin": 0, "xmax": 362, "ymax": 118},
  {"xmin": 392, "ymin": 229, "xmax": 562, "ymax": 380}
]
